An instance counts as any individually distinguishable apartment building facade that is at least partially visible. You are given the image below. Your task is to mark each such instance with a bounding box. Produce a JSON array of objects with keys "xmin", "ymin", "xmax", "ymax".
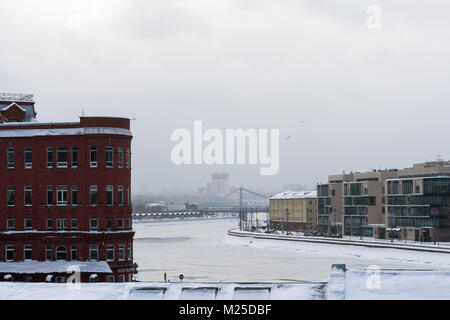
[
  {"xmin": 317, "ymin": 162, "xmax": 450, "ymax": 242},
  {"xmin": 269, "ymin": 191, "xmax": 317, "ymax": 232},
  {"xmin": 0, "ymin": 93, "xmax": 135, "ymax": 282}
]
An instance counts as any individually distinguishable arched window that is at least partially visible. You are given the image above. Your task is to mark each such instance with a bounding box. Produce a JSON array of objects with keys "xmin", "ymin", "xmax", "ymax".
[{"xmin": 56, "ymin": 246, "xmax": 67, "ymax": 261}]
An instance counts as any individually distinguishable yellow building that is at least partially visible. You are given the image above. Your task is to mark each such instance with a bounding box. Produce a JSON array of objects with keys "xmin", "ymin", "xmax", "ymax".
[{"xmin": 269, "ymin": 191, "xmax": 318, "ymax": 232}]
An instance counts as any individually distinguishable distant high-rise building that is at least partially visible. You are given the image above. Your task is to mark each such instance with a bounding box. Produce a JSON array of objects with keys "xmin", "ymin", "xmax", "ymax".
[{"xmin": 207, "ymin": 173, "xmax": 229, "ymax": 195}]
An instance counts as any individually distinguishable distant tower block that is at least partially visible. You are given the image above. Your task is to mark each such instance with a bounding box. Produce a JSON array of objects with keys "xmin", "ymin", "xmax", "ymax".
[{"xmin": 211, "ymin": 173, "xmax": 229, "ymax": 195}]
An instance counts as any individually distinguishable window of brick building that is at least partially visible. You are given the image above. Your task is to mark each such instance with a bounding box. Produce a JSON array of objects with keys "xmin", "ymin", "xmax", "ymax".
[
  {"xmin": 106, "ymin": 245, "xmax": 114, "ymax": 261},
  {"xmin": 89, "ymin": 245, "xmax": 98, "ymax": 260},
  {"xmin": 24, "ymin": 186, "xmax": 32, "ymax": 206},
  {"xmin": 106, "ymin": 217, "xmax": 114, "ymax": 231},
  {"xmin": 57, "ymin": 186, "xmax": 68, "ymax": 205},
  {"xmin": 106, "ymin": 146, "xmax": 113, "ymax": 168},
  {"xmin": 90, "ymin": 146, "xmax": 98, "ymax": 168},
  {"xmin": 47, "ymin": 147, "xmax": 53, "ymax": 168},
  {"xmin": 118, "ymin": 244, "xmax": 125, "ymax": 261},
  {"xmin": 47, "ymin": 186, "xmax": 53, "ymax": 205},
  {"xmin": 57, "ymin": 147, "xmax": 68, "ymax": 168},
  {"xmin": 6, "ymin": 245, "xmax": 14, "ymax": 261},
  {"xmin": 57, "ymin": 218, "xmax": 68, "ymax": 231},
  {"xmin": 25, "ymin": 218, "xmax": 32, "ymax": 230},
  {"xmin": 46, "ymin": 218, "xmax": 53, "ymax": 231},
  {"xmin": 90, "ymin": 218, "xmax": 98, "ymax": 231},
  {"xmin": 71, "ymin": 147, "xmax": 78, "ymax": 168},
  {"xmin": 24, "ymin": 245, "xmax": 32, "ymax": 260},
  {"xmin": 106, "ymin": 185, "xmax": 113, "ymax": 206},
  {"xmin": 7, "ymin": 218, "xmax": 15, "ymax": 231},
  {"xmin": 7, "ymin": 147, "xmax": 14, "ymax": 169},
  {"xmin": 25, "ymin": 147, "xmax": 32, "ymax": 169},
  {"xmin": 90, "ymin": 186, "xmax": 98, "ymax": 205},
  {"xmin": 117, "ymin": 186, "xmax": 123, "ymax": 205},
  {"xmin": 71, "ymin": 218, "xmax": 77, "ymax": 231},
  {"xmin": 71, "ymin": 186, "xmax": 78, "ymax": 205},
  {"xmin": 56, "ymin": 246, "xmax": 67, "ymax": 260},
  {"xmin": 126, "ymin": 148, "xmax": 130, "ymax": 168},
  {"xmin": 118, "ymin": 147, "xmax": 123, "ymax": 168},
  {"xmin": 71, "ymin": 245, "xmax": 77, "ymax": 260},
  {"xmin": 7, "ymin": 186, "xmax": 15, "ymax": 206}
]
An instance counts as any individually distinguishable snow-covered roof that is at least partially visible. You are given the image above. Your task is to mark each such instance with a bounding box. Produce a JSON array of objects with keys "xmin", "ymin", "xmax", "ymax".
[
  {"xmin": 0, "ymin": 261, "xmax": 112, "ymax": 274},
  {"xmin": 270, "ymin": 190, "xmax": 317, "ymax": 200},
  {"xmin": 0, "ymin": 102, "xmax": 36, "ymax": 122},
  {"xmin": 0, "ymin": 127, "xmax": 132, "ymax": 138},
  {"xmin": 1, "ymin": 102, "xmax": 26, "ymax": 112}
]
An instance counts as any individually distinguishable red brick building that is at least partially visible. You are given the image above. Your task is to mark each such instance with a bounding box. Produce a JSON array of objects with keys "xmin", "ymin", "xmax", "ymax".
[{"xmin": 0, "ymin": 93, "xmax": 135, "ymax": 283}]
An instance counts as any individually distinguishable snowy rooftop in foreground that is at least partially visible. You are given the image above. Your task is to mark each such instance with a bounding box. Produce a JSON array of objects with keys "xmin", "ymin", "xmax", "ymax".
[
  {"xmin": 270, "ymin": 190, "xmax": 317, "ymax": 200},
  {"xmin": 0, "ymin": 261, "xmax": 112, "ymax": 274},
  {"xmin": 1, "ymin": 268, "xmax": 450, "ymax": 300}
]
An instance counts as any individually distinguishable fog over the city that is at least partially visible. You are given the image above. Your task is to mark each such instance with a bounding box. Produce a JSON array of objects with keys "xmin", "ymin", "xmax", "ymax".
[{"xmin": 0, "ymin": 0, "xmax": 449, "ymax": 195}]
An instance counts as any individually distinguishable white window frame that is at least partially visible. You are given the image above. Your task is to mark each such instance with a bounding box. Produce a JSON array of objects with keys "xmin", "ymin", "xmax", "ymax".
[
  {"xmin": 46, "ymin": 246, "xmax": 52, "ymax": 260},
  {"xmin": 106, "ymin": 245, "xmax": 115, "ymax": 261},
  {"xmin": 7, "ymin": 147, "xmax": 14, "ymax": 169},
  {"xmin": 71, "ymin": 185, "xmax": 78, "ymax": 206},
  {"xmin": 71, "ymin": 245, "xmax": 77, "ymax": 260},
  {"xmin": 24, "ymin": 147, "xmax": 32, "ymax": 169},
  {"xmin": 47, "ymin": 186, "xmax": 53, "ymax": 206},
  {"xmin": 5, "ymin": 245, "xmax": 14, "ymax": 262},
  {"xmin": 71, "ymin": 147, "xmax": 78, "ymax": 168},
  {"xmin": 24, "ymin": 245, "xmax": 32, "ymax": 261},
  {"xmin": 56, "ymin": 147, "xmax": 68, "ymax": 168},
  {"xmin": 106, "ymin": 146, "xmax": 114, "ymax": 168},
  {"xmin": 89, "ymin": 245, "xmax": 98, "ymax": 261},
  {"xmin": 90, "ymin": 185, "xmax": 98, "ymax": 206},
  {"xmin": 46, "ymin": 218, "xmax": 53, "ymax": 231},
  {"xmin": 24, "ymin": 218, "xmax": 32, "ymax": 230},
  {"xmin": 126, "ymin": 148, "xmax": 130, "ymax": 169},
  {"xmin": 57, "ymin": 218, "xmax": 68, "ymax": 231},
  {"xmin": 106, "ymin": 217, "xmax": 114, "ymax": 231},
  {"xmin": 90, "ymin": 146, "xmax": 98, "ymax": 168},
  {"xmin": 7, "ymin": 186, "xmax": 15, "ymax": 207},
  {"xmin": 71, "ymin": 218, "xmax": 77, "ymax": 231},
  {"xmin": 117, "ymin": 185, "xmax": 123, "ymax": 206},
  {"xmin": 118, "ymin": 147, "xmax": 123, "ymax": 168},
  {"xmin": 90, "ymin": 218, "xmax": 98, "ymax": 231},
  {"xmin": 24, "ymin": 186, "xmax": 32, "ymax": 206},
  {"xmin": 7, "ymin": 218, "xmax": 15, "ymax": 231},
  {"xmin": 47, "ymin": 147, "xmax": 53, "ymax": 168},
  {"xmin": 106, "ymin": 185, "xmax": 113, "ymax": 206},
  {"xmin": 57, "ymin": 185, "xmax": 68, "ymax": 206},
  {"xmin": 118, "ymin": 244, "xmax": 125, "ymax": 261},
  {"xmin": 56, "ymin": 246, "xmax": 67, "ymax": 261}
]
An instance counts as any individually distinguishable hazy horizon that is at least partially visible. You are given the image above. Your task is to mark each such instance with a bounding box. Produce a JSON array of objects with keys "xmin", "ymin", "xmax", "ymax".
[{"xmin": 1, "ymin": 1, "xmax": 449, "ymax": 195}]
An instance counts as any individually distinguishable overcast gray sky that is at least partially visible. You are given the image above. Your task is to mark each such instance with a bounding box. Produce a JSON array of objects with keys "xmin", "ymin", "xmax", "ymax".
[{"xmin": 1, "ymin": 0, "xmax": 449, "ymax": 194}]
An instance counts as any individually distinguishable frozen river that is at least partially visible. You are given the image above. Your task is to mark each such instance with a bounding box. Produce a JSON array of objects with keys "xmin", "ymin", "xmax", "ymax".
[{"xmin": 133, "ymin": 218, "xmax": 450, "ymax": 283}]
